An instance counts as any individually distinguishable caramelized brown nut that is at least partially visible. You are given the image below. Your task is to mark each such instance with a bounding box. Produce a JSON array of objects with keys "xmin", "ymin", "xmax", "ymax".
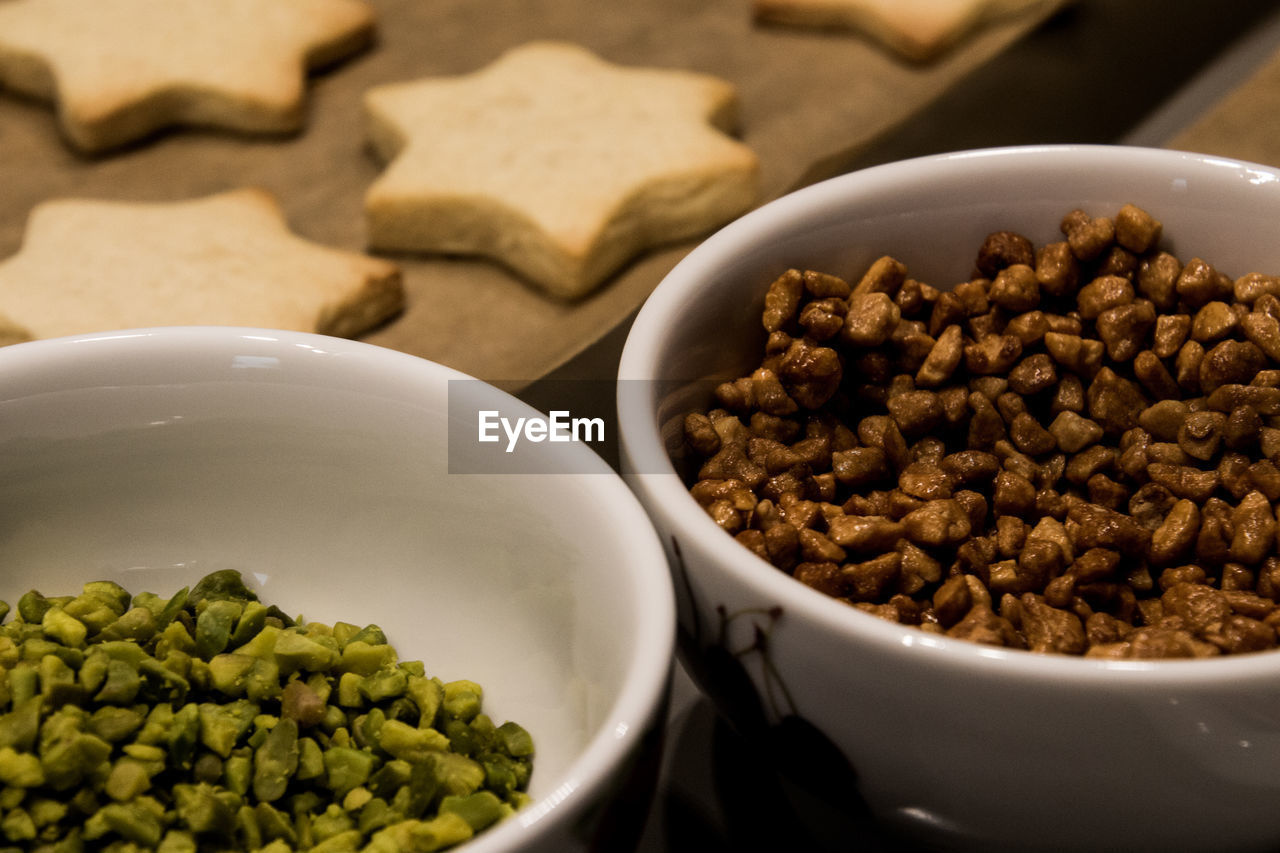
[
  {"xmin": 940, "ymin": 449, "xmax": 1000, "ymax": 486},
  {"xmin": 988, "ymin": 264, "xmax": 1040, "ymax": 313},
  {"xmin": 1136, "ymin": 252, "xmax": 1182, "ymax": 311},
  {"xmin": 1007, "ymin": 353, "xmax": 1058, "ymax": 396},
  {"xmin": 843, "ymin": 292, "xmax": 901, "ymax": 346},
  {"xmin": 841, "ymin": 552, "xmax": 902, "ymax": 601},
  {"xmin": 1199, "ymin": 340, "xmax": 1267, "ymax": 395},
  {"xmin": 995, "ymin": 391, "xmax": 1027, "ymax": 424},
  {"xmin": 1047, "ymin": 411, "xmax": 1103, "ymax": 453},
  {"xmin": 778, "ymin": 339, "xmax": 842, "ymax": 409},
  {"xmin": 1235, "ymin": 271, "xmax": 1280, "ymax": 304},
  {"xmin": 1034, "ymin": 241, "xmax": 1079, "ymax": 297},
  {"xmin": 991, "ymin": 469, "xmax": 1036, "ymax": 516},
  {"xmin": 1147, "ymin": 462, "xmax": 1220, "ymax": 503},
  {"xmin": 1204, "ymin": 614, "xmax": 1277, "ymax": 654},
  {"xmin": 893, "ymin": 278, "xmax": 928, "ymax": 316},
  {"xmin": 1114, "ymin": 203, "xmax": 1162, "ymax": 254},
  {"xmin": 1009, "ymin": 411, "xmax": 1056, "ymax": 456},
  {"xmin": 1162, "ymin": 582, "xmax": 1232, "ymax": 634},
  {"xmin": 1086, "ymin": 368, "xmax": 1148, "ymax": 435},
  {"xmin": 901, "ymin": 499, "xmax": 972, "ymax": 547},
  {"xmin": 1044, "ymin": 332, "xmax": 1104, "ymax": 377},
  {"xmin": 1132, "ymin": 350, "xmax": 1180, "ymax": 401},
  {"xmin": 914, "ymin": 324, "xmax": 964, "ymax": 387},
  {"xmin": 1018, "ymin": 594, "xmax": 1086, "ymax": 654},
  {"xmin": 798, "ymin": 297, "xmax": 848, "ymax": 341},
  {"xmin": 1174, "ymin": 340, "xmax": 1205, "ymax": 393},
  {"xmin": 803, "ymin": 269, "xmax": 852, "ymax": 299},
  {"xmin": 831, "ymin": 447, "xmax": 889, "ymax": 489},
  {"xmin": 793, "ymin": 561, "xmax": 846, "ymax": 597},
  {"xmin": 1077, "ymin": 275, "xmax": 1133, "ymax": 319},
  {"xmin": 857, "ymin": 415, "xmax": 910, "ymax": 469},
  {"xmin": 1208, "ymin": 384, "xmax": 1280, "ymax": 416},
  {"xmin": 886, "ymin": 390, "xmax": 944, "ymax": 437},
  {"xmin": 750, "ymin": 367, "xmax": 799, "ymax": 416},
  {"xmin": 1247, "ymin": 459, "xmax": 1280, "ymax": 500},
  {"xmin": 1004, "ymin": 310, "xmax": 1050, "ymax": 345},
  {"xmin": 1177, "ymin": 410, "xmax": 1226, "ymax": 462},
  {"xmin": 1191, "ymin": 301, "xmax": 1239, "ymax": 343},
  {"xmin": 1194, "ymin": 499, "xmax": 1234, "ymax": 566},
  {"xmin": 1151, "ymin": 313, "xmax": 1191, "ymax": 358},
  {"xmin": 1095, "ymin": 301, "xmax": 1156, "ymax": 362},
  {"xmin": 1061, "ymin": 209, "xmax": 1115, "ymax": 261},
  {"xmin": 853, "ymin": 255, "xmax": 907, "ymax": 297},
  {"xmin": 1136, "ymin": 399, "xmax": 1188, "ymax": 442},
  {"xmin": 799, "ymin": 528, "xmax": 847, "ymax": 563},
  {"xmin": 898, "ymin": 462, "xmax": 955, "ymax": 500},
  {"xmin": 1240, "ymin": 311, "xmax": 1280, "ymax": 361},
  {"xmin": 1230, "ymin": 490, "xmax": 1277, "ymax": 566},
  {"xmin": 1175, "ymin": 257, "xmax": 1229, "ymax": 308},
  {"xmin": 1051, "ymin": 373, "xmax": 1086, "ymax": 414},
  {"xmin": 927, "ymin": 292, "xmax": 966, "ymax": 339},
  {"xmin": 932, "ymin": 575, "xmax": 973, "ymax": 627},
  {"xmin": 951, "ymin": 280, "xmax": 991, "ymax": 317},
  {"xmin": 684, "ymin": 412, "xmax": 721, "ymax": 456},
  {"xmin": 964, "ymin": 334, "xmax": 1023, "ymax": 375},
  {"xmin": 946, "ymin": 603, "xmax": 1024, "ymax": 648},
  {"xmin": 1149, "ymin": 499, "xmax": 1200, "ymax": 567},
  {"xmin": 1097, "ymin": 245, "xmax": 1138, "ymax": 278},
  {"xmin": 1067, "ymin": 501, "xmax": 1152, "ymax": 559},
  {"xmin": 1064, "ymin": 445, "xmax": 1115, "ymax": 487},
  {"xmin": 763, "ymin": 269, "xmax": 805, "ymax": 333},
  {"xmin": 976, "ymin": 231, "xmax": 1035, "ymax": 277}
]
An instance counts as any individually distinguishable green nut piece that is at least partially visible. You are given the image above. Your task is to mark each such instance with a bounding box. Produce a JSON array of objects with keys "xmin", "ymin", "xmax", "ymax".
[
  {"xmin": 272, "ymin": 630, "xmax": 338, "ymax": 675},
  {"xmin": 252, "ymin": 717, "xmax": 300, "ymax": 803},
  {"xmin": 0, "ymin": 746, "xmax": 45, "ymax": 787},
  {"xmin": 323, "ymin": 746, "xmax": 376, "ymax": 798},
  {"xmin": 41, "ymin": 607, "xmax": 87, "ymax": 649},
  {"xmin": 439, "ymin": 790, "xmax": 509, "ymax": 832},
  {"xmin": 442, "ymin": 680, "xmax": 484, "ymax": 722},
  {"xmin": 377, "ymin": 718, "xmax": 449, "ymax": 763}
]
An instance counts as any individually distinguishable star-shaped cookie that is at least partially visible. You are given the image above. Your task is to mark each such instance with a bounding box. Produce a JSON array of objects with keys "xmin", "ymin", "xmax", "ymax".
[
  {"xmin": 753, "ymin": 0, "xmax": 1049, "ymax": 63},
  {"xmin": 0, "ymin": 188, "xmax": 403, "ymax": 344},
  {"xmin": 362, "ymin": 41, "xmax": 760, "ymax": 299},
  {"xmin": 0, "ymin": 0, "xmax": 376, "ymax": 152}
]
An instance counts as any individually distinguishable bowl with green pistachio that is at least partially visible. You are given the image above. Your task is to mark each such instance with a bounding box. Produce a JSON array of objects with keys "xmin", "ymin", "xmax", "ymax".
[
  {"xmin": 619, "ymin": 145, "xmax": 1280, "ymax": 852},
  {"xmin": 0, "ymin": 326, "xmax": 674, "ymax": 852}
]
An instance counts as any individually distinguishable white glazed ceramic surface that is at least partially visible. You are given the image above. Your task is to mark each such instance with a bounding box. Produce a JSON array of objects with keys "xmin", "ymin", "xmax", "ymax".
[
  {"xmin": 0, "ymin": 327, "xmax": 675, "ymax": 853},
  {"xmin": 618, "ymin": 146, "xmax": 1280, "ymax": 852}
]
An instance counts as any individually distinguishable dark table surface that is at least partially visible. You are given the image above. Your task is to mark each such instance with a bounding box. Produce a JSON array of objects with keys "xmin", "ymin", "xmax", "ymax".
[{"xmin": 522, "ymin": 2, "xmax": 1280, "ymax": 849}]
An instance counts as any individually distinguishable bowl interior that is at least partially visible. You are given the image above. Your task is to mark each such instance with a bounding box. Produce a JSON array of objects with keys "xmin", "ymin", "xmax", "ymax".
[{"xmin": 0, "ymin": 328, "xmax": 673, "ymax": 847}]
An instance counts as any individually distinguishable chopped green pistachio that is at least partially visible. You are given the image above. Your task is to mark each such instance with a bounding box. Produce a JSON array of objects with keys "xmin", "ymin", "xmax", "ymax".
[{"xmin": 0, "ymin": 570, "xmax": 532, "ymax": 850}]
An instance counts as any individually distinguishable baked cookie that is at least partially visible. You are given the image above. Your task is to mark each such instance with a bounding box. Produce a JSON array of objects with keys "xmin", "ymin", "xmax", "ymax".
[
  {"xmin": 362, "ymin": 41, "xmax": 760, "ymax": 300},
  {"xmin": 0, "ymin": 0, "xmax": 376, "ymax": 153},
  {"xmin": 753, "ymin": 0, "xmax": 1050, "ymax": 63},
  {"xmin": 0, "ymin": 188, "xmax": 403, "ymax": 344}
]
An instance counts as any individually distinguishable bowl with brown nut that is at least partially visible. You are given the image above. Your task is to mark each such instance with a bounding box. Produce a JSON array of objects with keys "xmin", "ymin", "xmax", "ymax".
[
  {"xmin": 0, "ymin": 326, "xmax": 674, "ymax": 852},
  {"xmin": 618, "ymin": 145, "xmax": 1280, "ymax": 852}
]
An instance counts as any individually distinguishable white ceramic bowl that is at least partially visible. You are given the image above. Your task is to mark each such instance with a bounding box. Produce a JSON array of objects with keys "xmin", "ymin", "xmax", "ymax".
[
  {"xmin": 617, "ymin": 145, "xmax": 1280, "ymax": 852},
  {"xmin": 0, "ymin": 326, "xmax": 674, "ymax": 853}
]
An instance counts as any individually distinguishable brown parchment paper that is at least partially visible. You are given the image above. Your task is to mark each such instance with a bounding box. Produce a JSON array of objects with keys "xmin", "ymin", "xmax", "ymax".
[
  {"xmin": 0, "ymin": 0, "xmax": 1065, "ymax": 389},
  {"xmin": 1167, "ymin": 44, "xmax": 1280, "ymax": 170}
]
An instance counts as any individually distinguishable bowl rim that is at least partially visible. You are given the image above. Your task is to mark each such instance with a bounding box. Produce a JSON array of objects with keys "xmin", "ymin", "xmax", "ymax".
[
  {"xmin": 0, "ymin": 325, "xmax": 677, "ymax": 851},
  {"xmin": 617, "ymin": 143, "xmax": 1280, "ymax": 685}
]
